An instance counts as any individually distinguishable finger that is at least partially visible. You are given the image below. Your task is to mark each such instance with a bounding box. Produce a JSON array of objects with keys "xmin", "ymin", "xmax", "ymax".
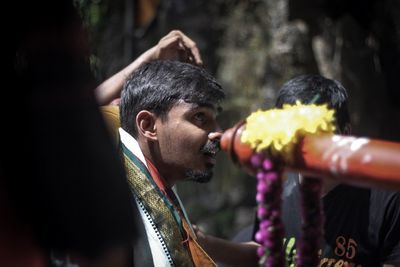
[
  {"xmin": 179, "ymin": 35, "xmax": 203, "ymax": 65},
  {"xmin": 186, "ymin": 45, "xmax": 202, "ymax": 65},
  {"xmin": 157, "ymin": 35, "xmax": 183, "ymax": 60},
  {"xmin": 179, "ymin": 46, "xmax": 198, "ymax": 65},
  {"xmin": 158, "ymin": 34, "xmax": 181, "ymax": 49},
  {"xmin": 158, "ymin": 30, "xmax": 182, "ymax": 42}
]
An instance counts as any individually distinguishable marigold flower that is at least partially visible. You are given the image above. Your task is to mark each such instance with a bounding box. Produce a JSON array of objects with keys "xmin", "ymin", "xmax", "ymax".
[{"xmin": 241, "ymin": 101, "xmax": 336, "ymax": 162}]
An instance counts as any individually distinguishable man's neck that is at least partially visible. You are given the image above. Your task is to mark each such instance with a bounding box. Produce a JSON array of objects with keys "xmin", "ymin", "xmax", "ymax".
[{"xmin": 137, "ymin": 140, "xmax": 174, "ymax": 188}]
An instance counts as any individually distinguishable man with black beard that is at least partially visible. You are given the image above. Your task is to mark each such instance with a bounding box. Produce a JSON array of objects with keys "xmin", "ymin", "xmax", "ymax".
[{"xmin": 119, "ymin": 59, "xmax": 225, "ymax": 266}]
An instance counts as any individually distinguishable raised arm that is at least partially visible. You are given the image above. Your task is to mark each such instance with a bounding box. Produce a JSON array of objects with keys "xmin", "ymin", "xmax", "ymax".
[{"xmin": 95, "ymin": 30, "xmax": 203, "ymax": 105}]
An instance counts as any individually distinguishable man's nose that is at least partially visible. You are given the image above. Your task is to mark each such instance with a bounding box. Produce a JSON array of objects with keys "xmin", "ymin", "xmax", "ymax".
[{"xmin": 208, "ymin": 131, "xmax": 222, "ymax": 141}]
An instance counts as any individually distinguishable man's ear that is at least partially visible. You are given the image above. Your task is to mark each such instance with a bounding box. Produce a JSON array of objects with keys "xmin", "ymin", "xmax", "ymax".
[{"xmin": 136, "ymin": 110, "xmax": 157, "ymax": 140}]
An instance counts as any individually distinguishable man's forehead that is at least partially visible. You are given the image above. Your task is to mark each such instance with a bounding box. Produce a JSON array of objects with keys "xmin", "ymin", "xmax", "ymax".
[{"xmin": 174, "ymin": 99, "xmax": 222, "ymax": 113}]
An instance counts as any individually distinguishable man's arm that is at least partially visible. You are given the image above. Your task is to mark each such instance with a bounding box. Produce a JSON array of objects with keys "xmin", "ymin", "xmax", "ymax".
[
  {"xmin": 95, "ymin": 30, "xmax": 202, "ymax": 105},
  {"xmin": 193, "ymin": 225, "xmax": 260, "ymax": 267}
]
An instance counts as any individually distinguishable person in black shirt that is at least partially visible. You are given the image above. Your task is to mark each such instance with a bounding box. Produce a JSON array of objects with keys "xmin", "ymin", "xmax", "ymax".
[{"xmin": 230, "ymin": 74, "xmax": 400, "ymax": 266}]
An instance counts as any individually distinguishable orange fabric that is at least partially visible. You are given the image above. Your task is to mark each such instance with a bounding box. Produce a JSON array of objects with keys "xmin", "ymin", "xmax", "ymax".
[
  {"xmin": 182, "ymin": 220, "xmax": 217, "ymax": 267},
  {"xmin": 145, "ymin": 158, "xmax": 171, "ymax": 197},
  {"xmin": 135, "ymin": 0, "xmax": 159, "ymax": 28},
  {"xmin": 100, "ymin": 105, "xmax": 120, "ymax": 145}
]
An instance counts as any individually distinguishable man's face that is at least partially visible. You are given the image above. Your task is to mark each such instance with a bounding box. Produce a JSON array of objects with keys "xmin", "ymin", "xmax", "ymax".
[{"xmin": 155, "ymin": 101, "xmax": 221, "ymax": 185}]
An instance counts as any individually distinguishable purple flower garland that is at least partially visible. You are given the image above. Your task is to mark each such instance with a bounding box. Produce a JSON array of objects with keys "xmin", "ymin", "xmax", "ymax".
[
  {"xmin": 296, "ymin": 176, "xmax": 323, "ymax": 267},
  {"xmin": 252, "ymin": 153, "xmax": 284, "ymax": 267},
  {"xmin": 251, "ymin": 153, "xmax": 323, "ymax": 267}
]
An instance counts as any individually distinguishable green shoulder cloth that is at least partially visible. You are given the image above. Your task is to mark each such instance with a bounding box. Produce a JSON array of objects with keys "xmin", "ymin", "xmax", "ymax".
[{"xmin": 122, "ymin": 144, "xmax": 194, "ymax": 267}]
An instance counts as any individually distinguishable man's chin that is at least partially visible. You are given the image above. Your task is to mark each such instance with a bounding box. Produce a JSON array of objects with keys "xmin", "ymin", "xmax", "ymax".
[{"xmin": 185, "ymin": 170, "xmax": 213, "ymax": 183}]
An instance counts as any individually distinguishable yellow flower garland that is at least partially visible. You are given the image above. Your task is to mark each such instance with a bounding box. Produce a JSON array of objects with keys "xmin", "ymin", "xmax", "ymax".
[{"xmin": 241, "ymin": 101, "xmax": 336, "ymax": 163}]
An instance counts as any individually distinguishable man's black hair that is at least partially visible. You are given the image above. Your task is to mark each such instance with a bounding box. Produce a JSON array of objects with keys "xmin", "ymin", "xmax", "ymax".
[
  {"xmin": 275, "ymin": 74, "xmax": 350, "ymax": 131},
  {"xmin": 120, "ymin": 60, "xmax": 225, "ymax": 137}
]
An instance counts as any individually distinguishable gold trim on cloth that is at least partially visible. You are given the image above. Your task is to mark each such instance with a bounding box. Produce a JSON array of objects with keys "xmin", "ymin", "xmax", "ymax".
[{"xmin": 123, "ymin": 154, "xmax": 194, "ymax": 267}]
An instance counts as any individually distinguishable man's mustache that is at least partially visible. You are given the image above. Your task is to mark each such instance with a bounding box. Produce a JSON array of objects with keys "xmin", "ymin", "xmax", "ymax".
[{"xmin": 201, "ymin": 140, "xmax": 220, "ymax": 154}]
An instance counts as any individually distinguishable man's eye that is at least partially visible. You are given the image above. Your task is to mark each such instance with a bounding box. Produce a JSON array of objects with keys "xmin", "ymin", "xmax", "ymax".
[{"xmin": 193, "ymin": 113, "xmax": 206, "ymax": 122}]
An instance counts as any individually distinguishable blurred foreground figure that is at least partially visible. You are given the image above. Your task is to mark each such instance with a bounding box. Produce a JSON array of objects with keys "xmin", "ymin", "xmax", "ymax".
[{"xmin": 3, "ymin": 1, "xmax": 137, "ymax": 266}]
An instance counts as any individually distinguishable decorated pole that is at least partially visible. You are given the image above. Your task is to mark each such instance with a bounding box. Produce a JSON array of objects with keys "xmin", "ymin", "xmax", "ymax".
[
  {"xmin": 219, "ymin": 103, "xmax": 400, "ymax": 266},
  {"xmin": 221, "ymin": 122, "xmax": 400, "ymax": 190}
]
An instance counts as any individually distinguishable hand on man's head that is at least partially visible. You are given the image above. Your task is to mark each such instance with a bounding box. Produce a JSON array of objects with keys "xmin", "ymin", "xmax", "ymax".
[{"xmin": 154, "ymin": 30, "xmax": 203, "ymax": 66}]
